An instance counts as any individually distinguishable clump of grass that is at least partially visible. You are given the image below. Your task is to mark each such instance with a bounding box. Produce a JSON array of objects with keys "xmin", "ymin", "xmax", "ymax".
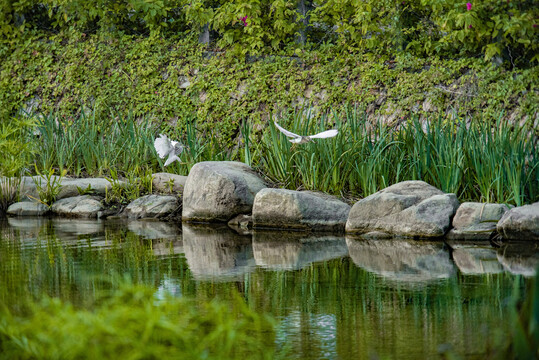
[
  {"xmin": 0, "ymin": 177, "xmax": 21, "ymax": 215},
  {"xmin": 257, "ymin": 107, "xmax": 538, "ymax": 204},
  {"xmin": 104, "ymin": 168, "xmax": 154, "ymax": 206},
  {"xmin": 0, "ymin": 276, "xmax": 277, "ymax": 360},
  {"xmin": 33, "ymin": 109, "xmax": 159, "ymax": 177},
  {"xmin": 14, "ymin": 105, "xmax": 539, "ymax": 205},
  {"xmin": 30, "ymin": 166, "xmax": 66, "ymax": 206}
]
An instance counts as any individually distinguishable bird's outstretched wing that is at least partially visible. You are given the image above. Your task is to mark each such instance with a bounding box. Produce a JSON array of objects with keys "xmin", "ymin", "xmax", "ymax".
[
  {"xmin": 274, "ymin": 122, "xmax": 300, "ymax": 138},
  {"xmin": 172, "ymin": 142, "xmax": 185, "ymax": 155},
  {"xmin": 308, "ymin": 129, "xmax": 338, "ymax": 139},
  {"xmin": 164, "ymin": 154, "xmax": 181, "ymax": 166},
  {"xmin": 154, "ymin": 134, "xmax": 173, "ymax": 159}
]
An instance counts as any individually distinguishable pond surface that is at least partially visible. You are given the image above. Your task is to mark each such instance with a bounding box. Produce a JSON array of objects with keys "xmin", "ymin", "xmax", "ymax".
[{"xmin": 1, "ymin": 217, "xmax": 537, "ymax": 359}]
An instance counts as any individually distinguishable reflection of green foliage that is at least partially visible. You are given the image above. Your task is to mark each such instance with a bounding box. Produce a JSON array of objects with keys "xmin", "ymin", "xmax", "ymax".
[
  {"xmin": 0, "ymin": 222, "xmax": 526, "ymax": 359},
  {"xmin": 505, "ymin": 270, "xmax": 539, "ymax": 360},
  {"xmin": 0, "ymin": 276, "xmax": 276, "ymax": 360}
]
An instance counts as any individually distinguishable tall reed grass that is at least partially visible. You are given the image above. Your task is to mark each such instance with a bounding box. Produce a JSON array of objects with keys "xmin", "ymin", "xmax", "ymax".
[
  {"xmin": 4, "ymin": 107, "xmax": 538, "ymax": 205},
  {"xmin": 257, "ymin": 108, "xmax": 538, "ymax": 205}
]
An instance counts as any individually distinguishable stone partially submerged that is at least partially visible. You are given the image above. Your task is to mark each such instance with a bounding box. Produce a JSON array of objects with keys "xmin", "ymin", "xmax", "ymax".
[
  {"xmin": 122, "ymin": 195, "xmax": 180, "ymax": 219},
  {"xmin": 182, "ymin": 161, "xmax": 267, "ymax": 222},
  {"xmin": 7, "ymin": 201, "xmax": 50, "ymax": 216},
  {"xmin": 346, "ymin": 180, "xmax": 459, "ymax": 238},
  {"xmin": 252, "ymin": 189, "xmax": 350, "ymax": 232},
  {"xmin": 496, "ymin": 202, "xmax": 539, "ymax": 241},
  {"xmin": 446, "ymin": 202, "xmax": 510, "ymax": 240},
  {"xmin": 51, "ymin": 195, "xmax": 104, "ymax": 218}
]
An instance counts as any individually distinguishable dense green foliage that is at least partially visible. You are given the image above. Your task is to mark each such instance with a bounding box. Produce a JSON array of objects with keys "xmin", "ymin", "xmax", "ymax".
[
  {"xmin": 2, "ymin": 30, "xmax": 538, "ymax": 129},
  {"xmin": 1, "ymin": 1, "xmax": 537, "ymax": 63}
]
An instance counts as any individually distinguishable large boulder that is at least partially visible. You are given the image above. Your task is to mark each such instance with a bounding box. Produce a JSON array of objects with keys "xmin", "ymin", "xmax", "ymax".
[
  {"xmin": 19, "ymin": 176, "xmax": 120, "ymax": 201},
  {"xmin": 7, "ymin": 201, "xmax": 50, "ymax": 216},
  {"xmin": 50, "ymin": 195, "xmax": 104, "ymax": 218},
  {"xmin": 346, "ymin": 180, "xmax": 459, "ymax": 238},
  {"xmin": 122, "ymin": 195, "xmax": 180, "ymax": 219},
  {"xmin": 252, "ymin": 189, "xmax": 350, "ymax": 232},
  {"xmin": 496, "ymin": 202, "xmax": 539, "ymax": 240},
  {"xmin": 182, "ymin": 161, "xmax": 267, "ymax": 222},
  {"xmin": 152, "ymin": 173, "xmax": 187, "ymax": 194},
  {"xmin": 446, "ymin": 202, "xmax": 510, "ymax": 240}
]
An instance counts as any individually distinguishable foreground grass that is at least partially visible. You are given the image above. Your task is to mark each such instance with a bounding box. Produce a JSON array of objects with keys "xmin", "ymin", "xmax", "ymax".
[
  {"xmin": 0, "ymin": 107, "xmax": 537, "ymax": 206},
  {"xmin": 0, "ymin": 277, "xmax": 276, "ymax": 360}
]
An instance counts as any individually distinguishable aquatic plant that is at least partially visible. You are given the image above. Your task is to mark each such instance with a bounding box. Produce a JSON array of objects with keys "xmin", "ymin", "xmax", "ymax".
[{"xmin": 31, "ymin": 166, "xmax": 66, "ymax": 206}]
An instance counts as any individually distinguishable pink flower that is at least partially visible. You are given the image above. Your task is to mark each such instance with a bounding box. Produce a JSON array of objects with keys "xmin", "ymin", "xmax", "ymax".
[
  {"xmin": 466, "ymin": 3, "xmax": 472, "ymax": 11},
  {"xmin": 240, "ymin": 16, "xmax": 248, "ymax": 26},
  {"xmin": 468, "ymin": 24, "xmax": 473, "ymax": 29}
]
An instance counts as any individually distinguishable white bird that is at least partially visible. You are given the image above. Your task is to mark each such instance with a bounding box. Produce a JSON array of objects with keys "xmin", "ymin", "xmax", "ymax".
[
  {"xmin": 274, "ymin": 121, "xmax": 338, "ymax": 144},
  {"xmin": 154, "ymin": 134, "xmax": 185, "ymax": 166}
]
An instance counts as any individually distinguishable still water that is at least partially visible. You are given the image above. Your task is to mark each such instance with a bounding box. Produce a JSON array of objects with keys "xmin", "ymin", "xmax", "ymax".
[{"xmin": 1, "ymin": 217, "xmax": 537, "ymax": 359}]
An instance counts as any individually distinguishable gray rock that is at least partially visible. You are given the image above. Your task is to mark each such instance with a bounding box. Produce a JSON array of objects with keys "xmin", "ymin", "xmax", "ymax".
[
  {"xmin": 252, "ymin": 231, "xmax": 348, "ymax": 270},
  {"xmin": 346, "ymin": 237, "xmax": 456, "ymax": 285},
  {"xmin": 7, "ymin": 201, "xmax": 49, "ymax": 216},
  {"xmin": 182, "ymin": 161, "xmax": 267, "ymax": 222},
  {"xmin": 228, "ymin": 214, "xmax": 253, "ymax": 230},
  {"xmin": 497, "ymin": 202, "xmax": 539, "ymax": 240},
  {"xmin": 346, "ymin": 181, "xmax": 459, "ymax": 238},
  {"xmin": 446, "ymin": 241, "xmax": 503, "ymax": 274},
  {"xmin": 19, "ymin": 176, "xmax": 119, "ymax": 201},
  {"xmin": 51, "ymin": 195, "xmax": 104, "ymax": 218},
  {"xmin": 252, "ymin": 189, "xmax": 350, "ymax": 232},
  {"xmin": 122, "ymin": 195, "xmax": 179, "ymax": 219},
  {"xmin": 152, "ymin": 172, "xmax": 187, "ymax": 194},
  {"xmin": 182, "ymin": 224, "xmax": 254, "ymax": 281},
  {"xmin": 446, "ymin": 202, "xmax": 510, "ymax": 240}
]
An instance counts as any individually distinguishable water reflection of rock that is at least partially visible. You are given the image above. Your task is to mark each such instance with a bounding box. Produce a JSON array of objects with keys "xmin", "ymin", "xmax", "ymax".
[
  {"xmin": 497, "ymin": 242, "xmax": 539, "ymax": 277},
  {"xmin": 448, "ymin": 242, "xmax": 503, "ymax": 275},
  {"xmin": 126, "ymin": 219, "xmax": 180, "ymax": 240},
  {"xmin": 52, "ymin": 218, "xmax": 105, "ymax": 236},
  {"xmin": 182, "ymin": 224, "xmax": 255, "ymax": 281},
  {"xmin": 6, "ymin": 217, "xmax": 48, "ymax": 237},
  {"xmin": 346, "ymin": 237, "xmax": 456, "ymax": 283},
  {"xmin": 252, "ymin": 231, "xmax": 348, "ymax": 270}
]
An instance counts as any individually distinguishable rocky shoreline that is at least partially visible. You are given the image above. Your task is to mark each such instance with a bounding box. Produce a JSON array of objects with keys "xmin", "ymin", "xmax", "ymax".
[{"xmin": 4, "ymin": 161, "xmax": 539, "ymax": 243}]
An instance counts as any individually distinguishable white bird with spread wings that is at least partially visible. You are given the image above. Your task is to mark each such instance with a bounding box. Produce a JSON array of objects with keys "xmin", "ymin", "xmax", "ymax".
[
  {"xmin": 274, "ymin": 121, "xmax": 338, "ymax": 144},
  {"xmin": 154, "ymin": 134, "xmax": 185, "ymax": 166}
]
